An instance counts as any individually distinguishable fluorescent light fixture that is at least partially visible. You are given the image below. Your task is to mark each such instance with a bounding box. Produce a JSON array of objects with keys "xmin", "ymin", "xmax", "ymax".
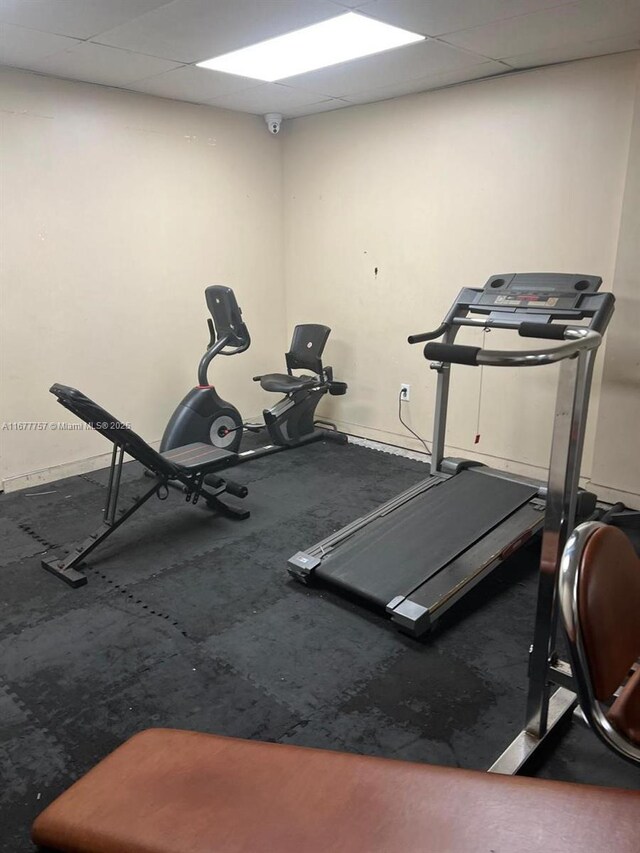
[{"xmin": 196, "ymin": 13, "xmax": 424, "ymax": 82}]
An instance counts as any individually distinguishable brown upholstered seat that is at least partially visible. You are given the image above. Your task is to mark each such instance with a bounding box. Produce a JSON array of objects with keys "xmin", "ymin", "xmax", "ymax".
[
  {"xmin": 562, "ymin": 523, "xmax": 640, "ymax": 754},
  {"xmin": 32, "ymin": 728, "xmax": 640, "ymax": 853},
  {"xmin": 578, "ymin": 525, "xmax": 640, "ymax": 704}
]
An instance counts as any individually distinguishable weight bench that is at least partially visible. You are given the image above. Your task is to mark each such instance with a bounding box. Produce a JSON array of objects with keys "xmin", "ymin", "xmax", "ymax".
[
  {"xmin": 41, "ymin": 384, "xmax": 249, "ymax": 588},
  {"xmin": 32, "ymin": 728, "xmax": 640, "ymax": 853}
]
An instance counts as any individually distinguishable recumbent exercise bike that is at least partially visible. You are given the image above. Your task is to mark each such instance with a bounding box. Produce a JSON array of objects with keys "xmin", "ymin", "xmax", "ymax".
[{"xmin": 161, "ymin": 286, "xmax": 347, "ymax": 457}]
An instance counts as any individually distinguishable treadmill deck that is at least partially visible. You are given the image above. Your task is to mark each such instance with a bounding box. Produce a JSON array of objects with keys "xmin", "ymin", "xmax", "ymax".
[{"xmin": 315, "ymin": 469, "xmax": 538, "ymax": 608}]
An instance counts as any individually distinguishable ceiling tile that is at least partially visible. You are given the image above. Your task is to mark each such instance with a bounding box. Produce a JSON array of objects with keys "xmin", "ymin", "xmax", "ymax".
[
  {"xmin": 358, "ymin": 0, "xmax": 577, "ymax": 37},
  {"xmin": 342, "ymin": 61, "xmax": 510, "ymax": 103},
  {"xmin": 93, "ymin": 0, "xmax": 341, "ymax": 63},
  {"xmin": 440, "ymin": 1, "xmax": 640, "ymax": 60},
  {"xmin": 207, "ymin": 83, "xmax": 331, "ymax": 116},
  {"xmin": 505, "ymin": 33, "xmax": 640, "ymax": 66},
  {"xmin": 283, "ymin": 98, "xmax": 352, "ymax": 117},
  {"xmin": 133, "ymin": 64, "xmax": 256, "ymax": 102},
  {"xmin": 23, "ymin": 42, "xmax": 182, "ymax": 88},
  {"xmin": 280, "ymin": 38, "xmax": 491, "ymax": 98},
  {"xmin": 2, "ymin": 0, "xmax": 636, "ymax": 118},
  {"xmin": 328, "ymin": 1, "xmax": 373, "ymax": 7},
  {"xmin": 0, "ymin": 0, "xmax": 173, "ymax": 40},
  {"xmin": 0, "ymin": 23, "xmax": 79, "ymax": 66}
]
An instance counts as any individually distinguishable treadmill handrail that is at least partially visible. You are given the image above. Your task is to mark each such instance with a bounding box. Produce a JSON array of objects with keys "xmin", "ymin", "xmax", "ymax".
[
  {"xmin": 423, "ymin": 328, "xmax": 601, "ymax": 368},
  {"xmin": 408, "ymin": 324, "xmax": 449, "ymax": 344},
  {"xmin": 478, "ymin": 327, "xmax": 601, "ymax": 366}
]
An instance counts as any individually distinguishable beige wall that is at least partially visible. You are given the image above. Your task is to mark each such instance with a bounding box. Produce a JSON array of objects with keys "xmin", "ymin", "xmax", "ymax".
[
  {"xmin": 2, "ymin": 53, "xmax": 639, "ymax": 504},
  {"xmin": 591, "ymin": 60, "xmax": 640, "ymax": 504},
  {"xmin": 283, "ymin": 52, "xmax": 640, "ymax": 505},
  {"xmin": 0, "ymin": 68, "xmax": 285, "ymax": 488}
]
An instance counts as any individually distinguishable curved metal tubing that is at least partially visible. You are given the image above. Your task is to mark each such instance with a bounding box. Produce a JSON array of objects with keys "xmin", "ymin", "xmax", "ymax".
[
  {"xmin": 218, "ymin": 333, "xmax": 251, "ymax": 357},
  {"xmin": 559, "ymin": 522, "xmax": 640, "ymax": 767},
  {"xmin": 407, "ymin": 323, "xmax": 449, "ymax": 344},
  {"xmin": 197, "ymin": 333, "xmax": 233, "ymax": 385},
  {"xmin": 477, "ymin": 329, "xmax": 602, "ymax": 367}
]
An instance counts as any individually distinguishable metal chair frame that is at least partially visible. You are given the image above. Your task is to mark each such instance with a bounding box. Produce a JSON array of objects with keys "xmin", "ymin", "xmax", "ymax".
[{"xmin": 558, "ymin": 521, "xmax": 640, "ymax": 766}]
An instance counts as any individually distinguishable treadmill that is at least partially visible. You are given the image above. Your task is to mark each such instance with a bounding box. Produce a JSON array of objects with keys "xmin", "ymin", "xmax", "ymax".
[{"xmin": 288, "ymin": 273, "xmax": 614, "ymax": 637}]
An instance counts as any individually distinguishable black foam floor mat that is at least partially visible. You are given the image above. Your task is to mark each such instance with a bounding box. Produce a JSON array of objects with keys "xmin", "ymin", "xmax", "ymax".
[{"xmin": 1, "ymin": 439, "xmax": 638, "ymax": 852}]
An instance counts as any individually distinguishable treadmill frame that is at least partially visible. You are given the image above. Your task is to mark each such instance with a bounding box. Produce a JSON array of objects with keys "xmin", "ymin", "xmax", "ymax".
[
  {"xmin": 289, "ymin": 272, "xmax": 615, "ymax": 773},
  {"xmin": 490, "ymin": 343, "xmax": 599, "ymax": 773},
  {"xmin": 289, "ymin": 276, "xmax": 611, "ymax": 638}
]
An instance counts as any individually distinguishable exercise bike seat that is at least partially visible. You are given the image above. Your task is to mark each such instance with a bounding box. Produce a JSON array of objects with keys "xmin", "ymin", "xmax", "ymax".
[{"xmin": 259, "ymin": 373, "xmax": 320, "ymax": 394}]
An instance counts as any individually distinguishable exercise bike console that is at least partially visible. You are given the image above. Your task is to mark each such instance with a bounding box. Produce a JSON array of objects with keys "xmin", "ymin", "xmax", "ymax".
[{"xmin": 198, "ymin": 286, "xmax": 251, "ymax": 385}]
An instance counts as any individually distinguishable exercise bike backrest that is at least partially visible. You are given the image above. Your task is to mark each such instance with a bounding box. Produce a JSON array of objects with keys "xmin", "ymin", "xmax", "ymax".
[
  {"xmin": 285, "ymin": 324, "xmax": 331, "ymax": 377},
  {"xmin": 198, "ymin": 286, "xmax": 251, "ymax": 385}
]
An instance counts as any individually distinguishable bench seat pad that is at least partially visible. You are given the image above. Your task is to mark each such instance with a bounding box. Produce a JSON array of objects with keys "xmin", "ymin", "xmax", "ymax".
[
  {"xmin": 160, "ymin": 443, "xmax": 236, "ymax": 472},
  {"xmin": 32, "ymin": 728, "xmax": 640, "ymax": 853}
]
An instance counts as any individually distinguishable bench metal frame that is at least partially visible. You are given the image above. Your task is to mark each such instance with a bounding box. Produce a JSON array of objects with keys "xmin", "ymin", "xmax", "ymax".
[{"xmin": 41, "ymin": 384, "xmax": 249, "ymax": 588}]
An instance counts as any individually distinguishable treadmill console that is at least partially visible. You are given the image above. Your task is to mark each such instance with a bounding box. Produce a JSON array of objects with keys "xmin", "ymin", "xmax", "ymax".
[
  {"xmin": 408, "ymin": 272, "xmax": 613, "ymax": 341},
  {"xmin": 479, "ymin": 273, "xmax": 601, "ymax": 310},
  {"xmin": 459, "ymin": 272, "xmax": 611, "ymax": 329}
]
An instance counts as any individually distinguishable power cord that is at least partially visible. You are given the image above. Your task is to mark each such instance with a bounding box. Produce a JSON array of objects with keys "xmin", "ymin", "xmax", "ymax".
[{"xmin": 398, "ymin": 389, "xmax": 431, "ymax": 456}]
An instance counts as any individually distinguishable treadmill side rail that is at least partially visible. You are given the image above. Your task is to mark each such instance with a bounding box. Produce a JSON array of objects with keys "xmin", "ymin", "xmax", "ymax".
[
  {"xmin": 288, "ymin": 552, "xmax": 321, "ymax": 581},
  {"xmin": 386, "ymin": 597, "xmax": 432, "ymax": 636},
  {"xmin": 387, "ymin": 502, "xmax": 545, "ymax": 637}
]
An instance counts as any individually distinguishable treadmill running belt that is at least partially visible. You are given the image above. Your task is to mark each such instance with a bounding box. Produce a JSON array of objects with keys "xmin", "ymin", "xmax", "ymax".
[{"xmin": 316, "ymin": 469, "xmax": 537, "ymax": 607}]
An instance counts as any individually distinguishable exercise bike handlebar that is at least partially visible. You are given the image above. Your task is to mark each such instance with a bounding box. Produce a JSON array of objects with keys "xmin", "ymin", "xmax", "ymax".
[
  {"xmin": 422, "ymin": 326, "xmax": 601, "ymax": 367},
  {"xmin": 206, "ymin": 318, "xmax": 251, "ymax": 356},
  {"xmin": 198, "ymin": 331, "xmax": 250, "ymax": 385}
]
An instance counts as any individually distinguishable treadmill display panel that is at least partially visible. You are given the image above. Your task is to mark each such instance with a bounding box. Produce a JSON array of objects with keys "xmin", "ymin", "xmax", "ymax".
[{"xmin": 477, "ymin": 273, "xmax": 602, "ymax": 312}]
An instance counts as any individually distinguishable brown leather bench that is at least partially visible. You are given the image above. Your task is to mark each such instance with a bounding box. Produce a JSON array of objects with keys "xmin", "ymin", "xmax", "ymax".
[{"xmin": 32, "ymin": 728, "xmax": 640, "ymax": 853}]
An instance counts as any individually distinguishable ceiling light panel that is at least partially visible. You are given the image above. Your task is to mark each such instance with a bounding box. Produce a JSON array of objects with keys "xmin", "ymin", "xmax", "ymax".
[{"xmin": 197, "ymin": 12, "xmax": 424, "ymax": 81}]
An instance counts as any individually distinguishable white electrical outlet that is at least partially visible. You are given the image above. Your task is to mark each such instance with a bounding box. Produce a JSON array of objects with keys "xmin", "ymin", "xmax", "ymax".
[{"xmin": 400, "ymin": 383, "xmax": 410, "ymax": 401}]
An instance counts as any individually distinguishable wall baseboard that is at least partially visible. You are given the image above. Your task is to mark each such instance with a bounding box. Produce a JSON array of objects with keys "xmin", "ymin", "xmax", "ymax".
[
  {"xmin": 5, "ymin": 425, "xmax": 638, "ymax": 510},
  {"xmin": 335, "ymin": 417, "xmax": 553, "ymax": 481},
  {"xmin": 584, "ymin": 481, "xmax": 640, "ymax": 510},
  {"xmin": 2, "ymin": 453, "xmax": 114, "ymax": 493},
  {"xmin": 1, "ymin": 441, "xmax": 161, "ymax": 493},
  {"xmin": 336, "ymin": 418, "xmax": 640, "ymax": 508}
]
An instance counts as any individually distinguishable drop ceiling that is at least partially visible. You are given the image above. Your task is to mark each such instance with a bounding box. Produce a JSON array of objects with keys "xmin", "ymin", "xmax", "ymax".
[{"xmin": 0, "ymin": 0, "xmax": 639, "ymax": 118}]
